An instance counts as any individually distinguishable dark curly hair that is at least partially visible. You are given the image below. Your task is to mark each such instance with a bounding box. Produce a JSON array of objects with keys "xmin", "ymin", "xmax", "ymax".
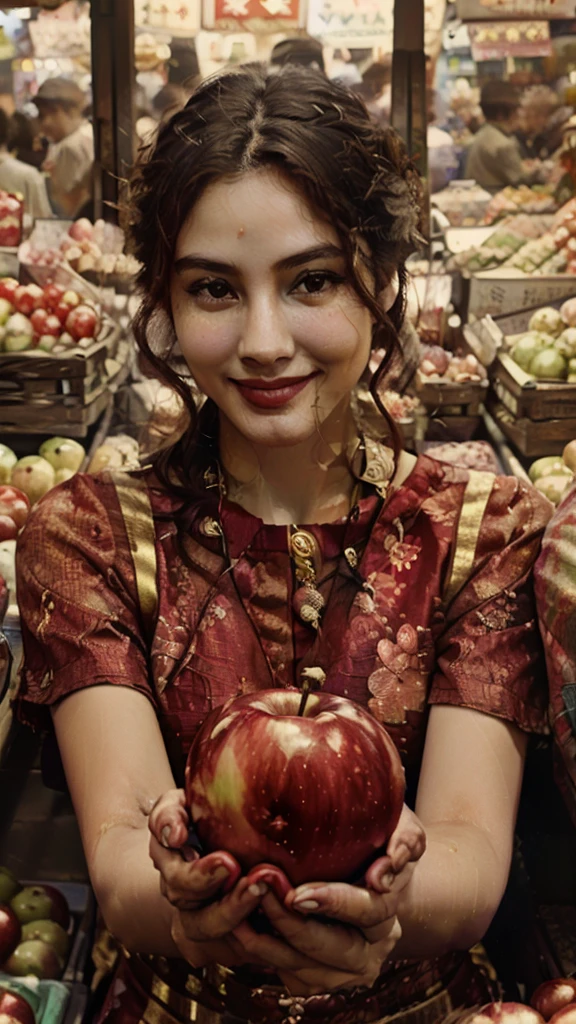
[{"xmin": 129, "ymin": 62, "xmax": 423, "ymax": 498}]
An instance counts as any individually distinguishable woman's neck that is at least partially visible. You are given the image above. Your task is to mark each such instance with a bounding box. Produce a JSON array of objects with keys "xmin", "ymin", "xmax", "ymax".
[{"xmin": 219, "ymin": 405, "xmax": 359, "ymax": 526}]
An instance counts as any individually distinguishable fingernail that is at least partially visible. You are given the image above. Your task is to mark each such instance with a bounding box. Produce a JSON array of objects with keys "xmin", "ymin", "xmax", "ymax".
[
  {"xmin": 248, "ymin": 882, "xmax": 268, "ymax": 897},
  {"xmin": 293, "ymin": 899, "xmax": 320, "ymax": 913},
  {"xmin": 292, "ymin": 888, "xmax": 322, "ymax": 911},
  {"xmin": 378, "ymin": 871, "xmax": 395, "ymax": 890},
  {"xmin": 161, "ymin": 826, "xmax": 171, "ymax": 848},
  {"xmin": 212, "ymin": 866, "xmax": 230, "ymax": 883}
]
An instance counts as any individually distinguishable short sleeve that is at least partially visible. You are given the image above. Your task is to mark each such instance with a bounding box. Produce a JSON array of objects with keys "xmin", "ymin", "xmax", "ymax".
[
  {"xmin": 429, "ymin": 475, "xmax": 553, "ymax": 734},
  {"xmin": 534, "ymin": 487, "xmax": 576, "ymax": 820},
  {"xmin": 14, "ymin": 473, "xmax": 156, "ymax": 730}
]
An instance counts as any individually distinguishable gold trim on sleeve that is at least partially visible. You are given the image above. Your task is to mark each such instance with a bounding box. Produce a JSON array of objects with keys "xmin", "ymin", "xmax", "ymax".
[
  {"xmin": 443, "ymin": 470, "xmax": 495, "ymax": 609},
  {"xmin": 114, "ymin": 473, "xmax": 159, "ymax": 642}
]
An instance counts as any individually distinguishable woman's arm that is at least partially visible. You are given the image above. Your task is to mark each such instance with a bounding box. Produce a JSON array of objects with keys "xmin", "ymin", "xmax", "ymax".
[
  {"xmin": 52, "ymin": 685, "xmax": 180, "ymax": 955},
  {"xmin": 394, "ymin": 703, "xmax": 527, "ymax": 958}
]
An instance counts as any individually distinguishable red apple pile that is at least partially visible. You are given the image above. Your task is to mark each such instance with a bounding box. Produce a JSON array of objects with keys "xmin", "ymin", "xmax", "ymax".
[
  {"xmin": 185, "ymin": 688, "xmax": 405, "ymax": 887},
  {"xmin": 461, "ymin": 990, "xmax": 576, "ymax": 1024},
  {"xmin": 0, "ymin": 867, "xmax": 71, "ymax": 981},
  {"xmin": 0, "ymin": 277, "xmax": 100, "ymax": 354},
  {"xmin": 0, "ymin": 191, "xmax": 23, "ymax": 249}
]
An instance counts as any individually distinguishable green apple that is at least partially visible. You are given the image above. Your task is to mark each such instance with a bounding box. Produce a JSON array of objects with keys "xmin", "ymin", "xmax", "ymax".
[
  {"xmin": 0, "ymin": 298, "xmax": 12, "ymax": 325},
  {"xmin": 38, "ymin": 437, "xmax": 85, "ymax": 474},
  {"xmin": 21, "ymin": 920, "xmax": 69, "ymax": 963},
  {"xmin": 4, "ymin": 313, "xmax": 33, "ymax": 353},
  {"xmin": 0, "ymin": 445, "xmax": 17, "ymax": 486},
  {"xmin": 4, "ymin": 939, "xmax": 61, "ymax": 979},
  {"xmin": 54, "ymin": 468, "xmax": 76, "ymax": 485},
  {"xmin": 10, "ymin": 458, "xmax": 55, "ymax": 505},
  {"xmin": 0, "ymin": 866, "xmax": 21, "ymax": 904}
]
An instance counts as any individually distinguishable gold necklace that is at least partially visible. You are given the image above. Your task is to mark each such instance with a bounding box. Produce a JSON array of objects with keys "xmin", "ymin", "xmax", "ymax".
[{"xmin": 288, "ymin": 483, "xmax": 360, "ymax": 631}]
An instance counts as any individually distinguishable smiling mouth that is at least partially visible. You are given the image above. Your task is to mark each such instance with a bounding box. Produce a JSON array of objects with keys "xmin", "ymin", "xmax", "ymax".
[{"xmin": 230, "ymin": 371, "xmax": 320, "ymax": 409}]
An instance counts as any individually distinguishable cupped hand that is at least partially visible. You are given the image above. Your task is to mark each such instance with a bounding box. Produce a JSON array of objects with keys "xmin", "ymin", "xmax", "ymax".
[
  {"xmin": 232, "ymin": 805, "xmax": 426, "ymax": 996},
  {"xmin": 149, "ymin": 789, "xmax": 289, "ymax": 969}
]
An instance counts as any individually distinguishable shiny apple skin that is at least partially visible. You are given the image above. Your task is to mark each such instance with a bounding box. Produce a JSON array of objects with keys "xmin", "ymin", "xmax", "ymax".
[
  {"xmin": 532, "ymin": 981, "xmax": 576, "ymax": 1021},
  {"xmin": 0, "ymin": 905, "xmax": 21, "ymax": 962},
  {"xmin": 467, "ymin": 1003, "xmax": 545, "ymax": 1024},
  {"xmin": 549, "ymin": 1008, "xmax": 576, "ymax": 1024},
  {"xmin": 185, "ymin": 689, "xmax": 405, "ymax": 887},
  {"xmin": 0, "ymin": 989, "xmax": 35, "ymax": 1024}
]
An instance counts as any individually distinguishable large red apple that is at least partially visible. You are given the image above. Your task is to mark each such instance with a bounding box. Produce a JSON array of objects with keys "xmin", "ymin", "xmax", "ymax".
[
  {"xmin": 465, "ymin": 1004, "xmax": 545, "ymax": 1024},
  {"xmin": 0, "ymin": 987, "xmax": 36, "ymax": 1024},
  {"xmin": 549, "ymin": 1009, "xmax": 576, "ymax": 1024},
  {"xmin": 532, "ymin": 982, "xmax": 576, "ymax": 1021},
  {"xmin": 0, "ymin": 904, "xmax": 21, "ymax": 963},
  {"xmin": 185, "ymin": 689, "xmax": 405, "ymax": 887}
]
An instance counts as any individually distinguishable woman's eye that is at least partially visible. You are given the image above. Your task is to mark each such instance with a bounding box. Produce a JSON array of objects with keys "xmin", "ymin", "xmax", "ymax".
[
  {"xmin": 293, "ymin": 272, "xmax": 344, "ymax": 296},
  {"xmin": 187, "ymin": 279, "xmax": 236, "ymax": 302}
]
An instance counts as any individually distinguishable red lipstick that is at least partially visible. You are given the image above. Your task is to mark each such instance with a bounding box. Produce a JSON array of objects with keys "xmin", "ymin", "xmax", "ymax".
[{"xmin": 231, "ymin": 372, "xmax": 320, "ymax": 409}]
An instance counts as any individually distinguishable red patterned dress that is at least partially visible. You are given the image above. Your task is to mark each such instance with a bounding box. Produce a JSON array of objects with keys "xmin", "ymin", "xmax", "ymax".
[
  {"xmin": 535, "ymin": 484, "xmax": 576, "ymax": 825},
  {"xmin": 15, "ymin": 447, "xmax": 551, "ymax": 1024}
]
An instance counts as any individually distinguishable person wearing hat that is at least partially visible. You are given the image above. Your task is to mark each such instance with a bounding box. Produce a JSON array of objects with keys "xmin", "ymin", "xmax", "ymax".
[
  {"xmin": 35, "ymin": 77, "xmax": 94, "ymax": 218},
  {"xmin": 465, "ymin": 80, "xmax": 534, "ymax": 190}
]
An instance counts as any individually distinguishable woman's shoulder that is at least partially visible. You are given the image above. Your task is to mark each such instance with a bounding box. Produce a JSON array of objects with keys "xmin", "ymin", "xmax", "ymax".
[{"xmin": 400, "ymin": 450, "xmax": 553, "ymax": 540}]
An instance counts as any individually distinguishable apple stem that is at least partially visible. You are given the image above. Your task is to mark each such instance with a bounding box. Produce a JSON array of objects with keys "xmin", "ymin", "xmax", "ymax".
[{"xmin": 298, "ymin": 685, "xmax": 311, "ymax": 717}]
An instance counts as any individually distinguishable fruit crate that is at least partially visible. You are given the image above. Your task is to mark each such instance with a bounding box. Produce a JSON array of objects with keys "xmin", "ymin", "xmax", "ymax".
[
  {"xmin": 486, "ymin": 393, "xmax": 576, "ymax": 457},
  {"xmin": 0, "ymin": 324, "xmax": 129, "ymax": 438},
  {"xmin": 414, "ymin": 371, "xmax": 489, "ymax": 417},
  {"xmin": 491, "ymin": 352, "xmax": 576, "ymax": 421}
]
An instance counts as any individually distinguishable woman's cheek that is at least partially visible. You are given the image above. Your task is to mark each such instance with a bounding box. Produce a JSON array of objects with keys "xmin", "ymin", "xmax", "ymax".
[
  {"xmin": 175, "ymin": 314, "xmax": 239, "ymax": 370},
  {"xmin": 290, "ymin": 303, "xmax": 371, "ymax": 363}
]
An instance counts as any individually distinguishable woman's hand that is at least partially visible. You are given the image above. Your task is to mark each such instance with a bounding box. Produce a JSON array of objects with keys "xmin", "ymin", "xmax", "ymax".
[
  {"xmin": 149, "ymin": 789, "xmax": 280, "ymax": 969},
  {"xmin": 232, "ymin": 805, "xmax": 426, "ymax": 996}
]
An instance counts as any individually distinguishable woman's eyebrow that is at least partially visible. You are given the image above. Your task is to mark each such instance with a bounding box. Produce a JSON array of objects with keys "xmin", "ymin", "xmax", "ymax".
[{"xmin": 174, "ymin": 243, "xmax": 343, "ymax": 277}]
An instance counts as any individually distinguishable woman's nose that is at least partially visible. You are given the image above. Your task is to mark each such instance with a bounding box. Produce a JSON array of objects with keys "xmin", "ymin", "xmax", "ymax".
[{"xmin": 238, "ymin": 296, "xmax": 295, "ymax": 365}]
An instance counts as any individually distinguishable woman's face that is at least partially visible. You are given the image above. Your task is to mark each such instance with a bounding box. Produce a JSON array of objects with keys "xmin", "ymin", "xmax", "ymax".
[{"xmin": 170, "ymin": 167, "xmax": 374, "ymax": 449}]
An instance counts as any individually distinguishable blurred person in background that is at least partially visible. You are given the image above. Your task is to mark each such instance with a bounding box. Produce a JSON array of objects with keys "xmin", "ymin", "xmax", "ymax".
[
  {"xmin": 0, "ymin": 108, "xmax": 51, "ymax": 218},
  {"xmin": 9, "ymin": 110, "xmax": 47, "ymax": 169},
  {"xmin": 517, "ymin": 85, "xmax": 571, "ymax": 160},
  {"xmin": 353, "ymin": 60, "xmax": 391, "ymax": 127},
  {"xmin": 465, "ymin": 81, "xmax": 529, "ymax": 189},
  {"xmin": 35, "ymin": 77, "xmax": 94, "ymax": 219},
  {"xmin": 427, "ymin": 90, "xmax": 459, "ymax": 193},
  {"xmin": 270, "ymin": 35, "xmax": 325, "ymax": 73}
]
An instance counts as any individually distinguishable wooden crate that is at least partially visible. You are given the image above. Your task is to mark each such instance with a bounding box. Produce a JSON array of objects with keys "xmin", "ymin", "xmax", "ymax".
[
  {"xmin": 486, "ymin": 393, "xmax": 576, "ymax": 457},
  {"xmin": 491, "ymin": 352, "xmax": 576, "ymax": 421},
  {"xmin": 0, "ymin": 323, "xmax": 129, "ymax": 438},
  {"xmin": 425, "ymin": 413, "xmax": 482, "ymax": 443},
  {"xmin": 415, "ymin": 371, "xmax": 488, "ymax": 416}
]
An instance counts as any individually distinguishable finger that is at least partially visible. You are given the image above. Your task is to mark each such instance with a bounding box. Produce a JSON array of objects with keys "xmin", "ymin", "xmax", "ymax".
[
  {"xmin": 364, "ymin": 855, "xmax": 396, "ymax": 894},
  {"xmin": 180, "ymin": 878, "xmax": 269, "ymax": 941},
  {"xmin": 149, "ymin": 789, "xmax": 189, "ymax": 848},
  {"xmin": 150, "ymin": 836, "xmax": 240, "ymax": 906},
  {"xmin": 233, "ymin": 919, "xmax": 318, "ymax": 974},
  {"xmin": 259, "ymin": 892, "xmax": 370, "ymax": 973},
  {"xmin": 245, "ymin": 864, "xmax": 293, "ymax": 904},
  {"xmin": 287, "ymin": 880, "xmax": 402, "ymax": 931}
]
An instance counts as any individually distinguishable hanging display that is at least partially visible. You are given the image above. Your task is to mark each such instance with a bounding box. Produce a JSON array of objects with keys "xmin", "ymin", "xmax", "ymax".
[
  {"xmin": 467, "ymin": 19, "xmax": 552, "ymax": 59},
  {"xmin": 456, "ymin": 0, "xmax": 575, "ymax": 19},
  {"xmin": 135, "ymin": 0, "xmax": 201, "ymax": 36},
  {"xmin": 202, "ymin": 0, "xmax": 302, "ymax": 33}
]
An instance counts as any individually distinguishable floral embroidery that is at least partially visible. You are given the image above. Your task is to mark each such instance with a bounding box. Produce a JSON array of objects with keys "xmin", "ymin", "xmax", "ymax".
[
  {"xmin": 367, "ymin": 627, "xmax": 429, "ymax": 726},
  {"xmin": 384, "ymin": 534, "xmax": 422, "ymax": 572}
]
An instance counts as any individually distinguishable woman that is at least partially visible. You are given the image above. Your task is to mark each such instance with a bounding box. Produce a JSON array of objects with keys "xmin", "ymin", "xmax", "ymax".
[{"xmin": 15, "ymin": 65, "xmax": 552, "ymax": 1024}]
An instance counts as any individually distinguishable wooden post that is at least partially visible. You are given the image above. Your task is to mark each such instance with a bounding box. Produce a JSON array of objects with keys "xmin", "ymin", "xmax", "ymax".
[
  {"xmin": 90, "ymin": 0, "xmax": 135, "ymax": 223},
  {"xmin": 391, "ymin": 0, "xmax": 427, "ymax": 182}
]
